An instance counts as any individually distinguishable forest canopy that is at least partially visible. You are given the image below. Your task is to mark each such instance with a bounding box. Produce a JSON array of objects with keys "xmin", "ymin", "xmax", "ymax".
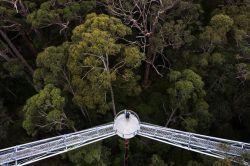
[{"xmin": 0, "ymin": 0, "xmax": 250, "ymax": 165}]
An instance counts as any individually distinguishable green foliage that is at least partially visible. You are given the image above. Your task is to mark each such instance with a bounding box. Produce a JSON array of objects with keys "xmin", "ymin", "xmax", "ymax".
[
  {"xmin": 187, "ymin": 160, "xmax": 203, "ymax": 166},
  {"xmin": 181, "ymin": 117, "xmax": 198, "ymax": 132},
  {"xmin": 72, "ymin": 13, "xmax": 132, "ymax": 40},
  {"xmin": 168, "ymin": 70, "xmax": 182, "ymax": 82},
  {"xmin": 0, "ymin": 1, "xmax": 22, "ymax": 31},
  {"xmin": 124, "ymin": 46, "xmax": 144, "ymax": 68},
  {"xmin": 3, "ymin": 59, "xmax": 25, "ymax": 78},
  {"xmin": 242, "ymin": 152, "xmax": 250, "ymax": 163},
  {"xmin": 160, "ymin": 20, "xmax": 194, "ymax": 49},
  {"xmin": 68, "ymin": 13, "xmax": 144, "ymax": 113},
  {"xmin": 199, "ymin": 14, "xmax": 233, "ymax": 52},
  {"xmin": 1, "ymin": 0, "xmax": 250, "ymax": 165},
  {"xmin": 150, "ymin": 154, "xmax": 167, "ymax": 166},
  {"xmin": 210, "ymin": 14, "xmax": 234, "ymax": 32},
  {"xmin": 67, "ymin": 143, "xmax": 110, "ymax": 166},
  {"xmin": 27, "ymin": 0, "xmax": 95, "ymax": 30},
  {"xmin": 33, "ymin": 42, "xmax": 70, "ymax": 90},
  {"xmin": 213, "ymin": 159, "xmax": 232, "ymax": 166},
  {"xmin": 210, "ymin": 53, "xmax": 225, "ymax": 65},
  {"xmin": 167, "ymin": 69, "xmax": 206, "ymax": 105},
  {"xmin": 167, "ymin": 69, "xmax": 211, "ymax": 132},
  {"xmin": 22, "ymin": 84, "xmax": 71, "ymax": 136},
  {"xmin": 236, "ymin": 63, "xmax": 250, "ymax": 81}
]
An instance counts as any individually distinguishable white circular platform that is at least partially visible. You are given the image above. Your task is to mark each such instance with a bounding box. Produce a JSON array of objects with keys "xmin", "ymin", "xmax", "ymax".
[{"xmin": 113, "ymin": 110, "xmax": 140, "ymax": 139}]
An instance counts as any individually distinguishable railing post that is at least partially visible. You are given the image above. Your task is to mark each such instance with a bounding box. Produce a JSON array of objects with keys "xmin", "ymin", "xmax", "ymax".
[
  {"xmin": 14, "ymin": 146, "xmax": 17, "ymax": 166},
  {"xmin": 188, "ymin": 133, "xmax": 191, "ymax": 150},
  {"xmin": 63, "ymin": 135, "xmax": 67, "ymax": 150}
]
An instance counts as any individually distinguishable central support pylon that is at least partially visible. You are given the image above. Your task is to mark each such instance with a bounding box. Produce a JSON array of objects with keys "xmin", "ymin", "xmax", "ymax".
[
  {"xmin": 113, "ymin": 110, "xmax": 140, "ymax": 166},
  {"xmin": 124, "ymin": 139, "xmax": 129, "ymax": 166}
]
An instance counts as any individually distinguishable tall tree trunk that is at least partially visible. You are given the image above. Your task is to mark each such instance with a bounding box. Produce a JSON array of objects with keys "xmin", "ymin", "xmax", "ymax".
[
  {"xmin": 143, "ymin": 62, "xmax": 151, "ymax": 88},
  {"xmin": 110, "ymin": 85, "xmax": 116, "ymax": 116},
  {"xmin": 142, "ymin": 36, "xmax": 155, "ymax": 88},
  {"xmin": 0, "ymin": 29, "xmax": 34, "ymax": 75}
]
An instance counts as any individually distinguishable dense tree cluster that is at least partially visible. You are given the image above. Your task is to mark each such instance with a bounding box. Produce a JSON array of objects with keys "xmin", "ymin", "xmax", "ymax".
[{"xmin": 0, "ymin": 0, "xmax": 250, "ymax": 165}]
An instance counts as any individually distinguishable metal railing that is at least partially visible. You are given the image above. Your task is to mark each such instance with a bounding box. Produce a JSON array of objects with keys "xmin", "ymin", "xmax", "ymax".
[
  {"xmin": 138, "ymin": 122, "xmax": 250, "ymax": 165},
  {"xmin": 1, "ymin": 120, "xmax": 250, "ymax": 165},
  {"xmin": 0, "ymin": 123, "xmax": 115, "ymax": 166}
]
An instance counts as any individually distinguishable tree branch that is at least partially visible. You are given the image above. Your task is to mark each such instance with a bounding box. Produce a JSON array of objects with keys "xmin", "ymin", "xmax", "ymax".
[{"xmin": 0, "ymin": 29, "xmax": 34, "ymax": 75}]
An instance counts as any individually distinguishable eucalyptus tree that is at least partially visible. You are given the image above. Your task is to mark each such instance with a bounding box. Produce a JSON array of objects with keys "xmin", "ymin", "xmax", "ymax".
[
  {"xmin": 0, "ymin": 0, "xmax": 36, "ymax": 77},
  {"xmin": 184, "ymin": 2, "xmax": 250, "ymax": 138},
  {"xmin": 220, "ymin": 2, "xmax": 250, "ymax": 83},
  {"xmin": 27, "ymin": 0, "xmax": 95, "ymax": 34},
  {"xmin": 0, "ymin": 0, "xmax": 95, "ymax": 84},
  {"xmin": 106, "ymin": 0, "xmax": 201, "ymax": 87},
  {"xmin": 199, "ymin": 14, "xmax": 234, "ymax": 54},
  {"xmin": 68, "ymin": 13, "xmax": 144, "ymax": 116},
  {"xmin": 67, "ymin": 143, "xmax": 111, "ymax": 166},
  {"xmin": 33, "ymin": 42, "xmax": 71, "ymax": 90},
  {"xmin": 33, "ymin": 13, "xmax": 144, "ymax": 121},
  {"xmin": 0, "ymin": 29, "xmax": 34, "ymax": 78},
  {"xmin": 23, "ymin": 84, "xmax": 76, "ymax": 136},
  {"xmin": 0, "ymin": 0, "xmax": 31, "ymax": 30},
  {"xmin": 166, "ymin": 69, "xmax": 211, "ymax": 132},
  {"xmin": 217, "ymin": 1, "xmax": 250, "ymax": 137}
]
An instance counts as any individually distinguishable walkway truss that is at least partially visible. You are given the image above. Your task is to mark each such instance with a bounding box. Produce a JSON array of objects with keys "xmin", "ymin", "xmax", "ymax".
[{"xmin": 0, "ymin": 122, "xmax": 250, "ymax": 165}]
